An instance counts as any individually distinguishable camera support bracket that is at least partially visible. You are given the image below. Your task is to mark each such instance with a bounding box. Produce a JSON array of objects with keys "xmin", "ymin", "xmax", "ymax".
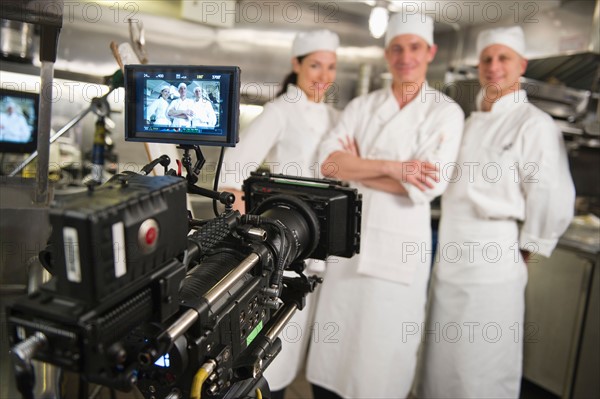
[{"xmin": 176, "ymin": 145, "xmax": 235, "ymax": 210}]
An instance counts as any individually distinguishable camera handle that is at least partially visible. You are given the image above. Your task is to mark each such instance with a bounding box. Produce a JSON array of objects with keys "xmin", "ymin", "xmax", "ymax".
[
  {"xmin": 140, "ymin": 154, "xmax": 171, "ymax": 176},
  {"xmin": 178, "ymin": 145, "xmax": 236, "ymax": 210},
  {"xmin": 178, "ymin": 145, "xmax": 204, "ymax": 185},
  {"xmin": 9, "ymin": 332, "xmax": 48, "ymax": 399}
]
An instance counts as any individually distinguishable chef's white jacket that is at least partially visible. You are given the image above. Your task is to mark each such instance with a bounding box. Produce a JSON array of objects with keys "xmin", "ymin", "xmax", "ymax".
[
  {"xmin": 167, "ymin": 98, "xmax": 194, "ymax": 128},
  {"xmin": 146, "ymin": 97, "xmax": 171, "ymax": 126},
  {"xmin": 191, "ymin": 98, "xmax": 217, "ymax": 128},
  {"xmin": 221, "ymin": 85, "xmax": 338, "ymax": 190},
  {"xmin": 306, "ymin": 83, "xmax": 464, "ymax": 399},
  {"xmin": 416, "ymin": 90, "xmax": 575, "ymax": 398},
  {"xmin": 316, "ymin": 83, "xmax": 465, "ymax": 285},
  {"xmin": 460, "ymin": 90, "xmax": 575, "ymax": 256}
]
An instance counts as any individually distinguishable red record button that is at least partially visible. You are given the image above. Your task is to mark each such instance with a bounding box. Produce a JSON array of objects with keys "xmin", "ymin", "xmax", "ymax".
[
  {"xmin": 138, "ymin": 219, "xmax": 159, "ymax": 254},
  {"xmin": 145, "ymin": 227, "xmax": 157, "ymax": 245}
]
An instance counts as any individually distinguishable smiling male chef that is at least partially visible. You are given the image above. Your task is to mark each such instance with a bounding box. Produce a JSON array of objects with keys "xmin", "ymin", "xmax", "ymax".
[
  {"xmin": 305, "ymin": 12, "xmax": 464, "ymax": 399},
  {"xmin": 416, "ymin": 26, "xmax": 575, "ymax": 398}
]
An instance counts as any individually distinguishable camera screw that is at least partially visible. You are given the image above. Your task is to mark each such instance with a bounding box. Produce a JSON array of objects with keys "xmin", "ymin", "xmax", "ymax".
[
  {"xmin": 223, "ymin": 348, "xmax": 231, "ymax": 362},
  {"xmin": 129, "ymin": 372, "xmax": 138, "ymax": 385},
  {"xmin": 208, "ymin": 384, "xmax": 219, "ymax": 395},
  {"xmin": 165, "ymin": 389, "xmax": 182, "ymax": 399},
  {"xmin": 107, "ymin": 342, "xmax": 127, "ymax": 365},
  {"xmin": 252, "ymin": 359, "xmax": 263, "ymax": 378}
]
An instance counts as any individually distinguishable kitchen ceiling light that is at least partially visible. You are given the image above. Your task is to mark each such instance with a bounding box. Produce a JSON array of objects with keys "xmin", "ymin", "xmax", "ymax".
[{"xmin": 369, "ymin": 6, "xmax": 389, "ymax": 39}]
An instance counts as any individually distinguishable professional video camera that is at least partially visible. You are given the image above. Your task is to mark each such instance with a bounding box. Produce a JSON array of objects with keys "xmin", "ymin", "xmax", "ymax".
[{"xmin": 7, "ymin": 65, "xmax": 362, "ymax": 399}]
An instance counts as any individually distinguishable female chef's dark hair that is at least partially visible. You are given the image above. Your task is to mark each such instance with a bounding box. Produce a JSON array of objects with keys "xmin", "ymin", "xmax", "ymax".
[{"xmin": 276, "ymin": 55, "xmax": 306, "ymax": 97}]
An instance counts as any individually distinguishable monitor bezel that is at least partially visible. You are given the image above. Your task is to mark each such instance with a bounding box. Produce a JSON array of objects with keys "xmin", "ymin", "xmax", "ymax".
[{"xmin": 124, "ymin": 65, "xmax": 240, "ymax": 148}]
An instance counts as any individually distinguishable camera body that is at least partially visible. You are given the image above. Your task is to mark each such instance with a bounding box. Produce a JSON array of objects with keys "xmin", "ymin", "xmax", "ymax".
[
  {"xmin": 47, "ymin": 173, "xmax": 189, "ymax": 305},
  {"xmin": 8, "ymin": 171, "xmax": 361, "ymax": 397},
  {"xmin": 9, "ymin": 173, "xmax": 191, "ymax": 389},
  {"xmin": 7, "ymin": 64, "xmax": 362, "ymax": 399}
]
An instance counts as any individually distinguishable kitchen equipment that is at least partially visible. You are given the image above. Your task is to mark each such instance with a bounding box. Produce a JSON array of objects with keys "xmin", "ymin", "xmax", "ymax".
[
  {"xmin": 0, "ymin": 19, "xmax": 34, "ymax": 63},
  {"xmin": 521, "ymin": 78, "xmax": 591, "ymax": 122}
]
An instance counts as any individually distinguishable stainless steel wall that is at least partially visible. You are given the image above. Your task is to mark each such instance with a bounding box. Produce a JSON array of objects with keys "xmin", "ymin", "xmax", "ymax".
[
  {"xmin": 459, "ymin": 0, "xmax": 599, "ymax": 65},
  {"xmin": 12, "ymin": 1, "xmax": 461, "ymax": 180},
  {"xmin": 54, "ymin": 1, "xmax": 390, "ymax": 106},
  {"xmin": 50, "ymin": 1, "xmax": 464, "ymax": 104},
  {"xmin": 37, "ymin": 2, "xmax": 391, "ymax": 178}
]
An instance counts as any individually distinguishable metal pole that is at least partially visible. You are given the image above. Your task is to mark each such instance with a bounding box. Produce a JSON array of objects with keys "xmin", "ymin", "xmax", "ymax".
[
  {"xmin": 33, "ymin": 61, "xmax": 54, "ymax": 204},
  {"xmin": 265, "ymin": 303, "xmax": 298, "ymax": 342},
  {"xmin": 161, "ymin": 253, "xmax": 261, "ymax": 344},
  {"xmin": 204, "ymin": 253, "xmax": 261, "ymax": 305}
]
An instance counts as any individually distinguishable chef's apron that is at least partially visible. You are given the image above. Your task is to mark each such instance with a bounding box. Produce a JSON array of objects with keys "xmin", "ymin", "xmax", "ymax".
[{"xmin": 417, "ymin": 214, "xmax": 527, "ymax": 398}]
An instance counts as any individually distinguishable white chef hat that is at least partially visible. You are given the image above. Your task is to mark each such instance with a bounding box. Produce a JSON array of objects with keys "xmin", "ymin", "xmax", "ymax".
[
  {"xmin": 476, "ymin": 26, "xmax": 526, "ymax": 57},
  {"xmin": 292, "ymin": 29, "xmax": 340, "ymax": 57},
  {"xmin": 160, "ymin": 84, "xmax": 170, "ymax": 92},
  {"xmin": 385, "ymin": 13, "xmax": 434, "ymax": 47}
]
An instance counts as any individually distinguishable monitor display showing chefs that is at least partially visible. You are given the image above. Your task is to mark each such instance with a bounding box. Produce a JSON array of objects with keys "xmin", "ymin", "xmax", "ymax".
[{"xmin": 0, "ymin": 99, "xmax": 31, "ymax": 143}]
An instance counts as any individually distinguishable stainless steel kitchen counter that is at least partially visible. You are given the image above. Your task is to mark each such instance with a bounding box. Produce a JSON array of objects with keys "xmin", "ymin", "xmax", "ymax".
[
  {"xmin": 524, "ymin": 219, "xmax": 600, "ymax": 399},
  {"xmin": 558, "ymin": 220, "xmax": 600, "ymax": 257}
]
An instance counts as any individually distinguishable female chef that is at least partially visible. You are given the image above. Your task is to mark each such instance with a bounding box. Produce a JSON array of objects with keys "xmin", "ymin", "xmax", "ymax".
[
  {"xmin": 416, "ymin": 26, "xmax": 575, "ymax": 398},
  {"xmin": 220, "ymin": 29, "xmax": 340, "ymax": 399},
  {"xmin": 146, "ymin": 85, "xmax": 171, "ymax": 126},
  {"xmin": 306, "ymin": 13, "xmax": 465, "ymax": 399}
]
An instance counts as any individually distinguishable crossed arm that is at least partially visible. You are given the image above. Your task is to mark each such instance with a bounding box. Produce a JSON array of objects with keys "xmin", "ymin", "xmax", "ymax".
[
  {"xmin": 168, "ymin": 101, "xmax": 193, "ymax": 119},
  {"xmin": 321, "ymin": 136, "xmax": 439, "ymax": 195}
]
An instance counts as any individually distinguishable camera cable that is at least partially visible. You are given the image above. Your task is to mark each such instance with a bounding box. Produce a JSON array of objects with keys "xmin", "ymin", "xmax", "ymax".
[
  {"xmin": 190, "ymin": 359, "xmax": 217, "ymax": 399},
  {"xmin": 213, "ymin": 146, "xmax": 226, "ymax": 216}
]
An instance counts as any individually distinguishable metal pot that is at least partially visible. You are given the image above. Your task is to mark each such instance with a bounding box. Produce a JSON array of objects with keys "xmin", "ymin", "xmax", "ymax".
[{"xmin": 0, "ymin": 19, "xmax": 34, "ymax": 63}]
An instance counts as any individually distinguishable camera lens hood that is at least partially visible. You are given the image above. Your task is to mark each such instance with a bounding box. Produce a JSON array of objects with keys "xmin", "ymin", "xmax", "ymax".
[{"xmin": 252, "ymin": 194, "xmax": 320, "ymax": 261}]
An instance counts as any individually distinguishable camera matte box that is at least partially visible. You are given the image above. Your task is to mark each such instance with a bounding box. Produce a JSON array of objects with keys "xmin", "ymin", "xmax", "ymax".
[
  {"xmin": 48, "ymin": 173, "xmax": 188, "ymax": 306},
  {"xmin": 243, "ymin": 172, "xmax": 362, "ymax": 260}
]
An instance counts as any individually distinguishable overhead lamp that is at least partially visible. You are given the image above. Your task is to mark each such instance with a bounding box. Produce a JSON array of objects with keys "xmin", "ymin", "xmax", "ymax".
[{"xmin": 369, "ymin": 5, "xmax": 389, "ymax": 39}]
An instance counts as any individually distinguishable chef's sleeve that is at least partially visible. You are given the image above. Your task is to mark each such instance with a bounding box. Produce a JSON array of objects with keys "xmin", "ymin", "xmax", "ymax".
[
  {"xmin": 146, "ymin": 99, "xmax": 158, "ymax": 120},
  {"xmin": 405, "ymin": 103, "xmax": 465, "ymax": 204},
  {"xmin": 166, "ymin": 99, "xmax": 179, "ymax": 116},
  {"xmin": 220, "ymin": 103, "xmax": 285, "ymax": 190},
  {"xmin": 518, "ymin": 115, "xmax": 575, "ymax": 257},
  {"xmin": 206, "ymin": 103, "xmax": 217, "ymax": 127}
]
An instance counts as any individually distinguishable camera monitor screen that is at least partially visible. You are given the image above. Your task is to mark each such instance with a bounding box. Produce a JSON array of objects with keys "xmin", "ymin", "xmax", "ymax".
[
  {"xmin": 125, "ymin": 65, "xmax": 240, "ymax": 147},
  {"xmin": 0, "ymin": 88, "xmax": 39, "ymax": 153}
]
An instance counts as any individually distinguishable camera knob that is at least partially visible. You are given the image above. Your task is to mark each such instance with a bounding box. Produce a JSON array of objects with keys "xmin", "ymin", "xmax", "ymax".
[{"xmin": 138, "ymin": 218, "xmax": 159, "ymax": 254}]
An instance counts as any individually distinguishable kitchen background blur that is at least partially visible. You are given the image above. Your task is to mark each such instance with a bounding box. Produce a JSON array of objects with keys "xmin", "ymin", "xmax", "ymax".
[{"xmin": 1, "ymin": 1, "xmax": 598, "ymax": 398}]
